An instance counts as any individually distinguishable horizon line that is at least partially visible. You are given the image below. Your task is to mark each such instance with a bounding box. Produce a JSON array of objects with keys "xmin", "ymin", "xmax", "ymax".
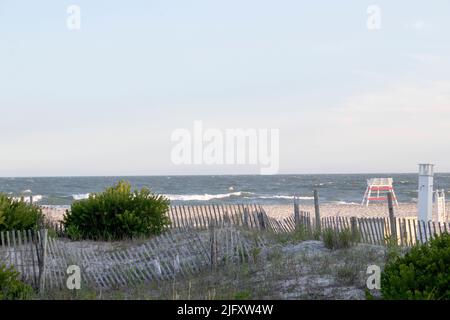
[{"xmin": 1, "ymin": 172, "xmax": 449, "ymax": 178}]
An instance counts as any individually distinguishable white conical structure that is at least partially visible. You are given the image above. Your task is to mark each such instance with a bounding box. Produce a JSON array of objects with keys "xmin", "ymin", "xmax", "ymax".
[{"xmin": 418, "ymin": 164, "xmax": 434, "ymax": 222}]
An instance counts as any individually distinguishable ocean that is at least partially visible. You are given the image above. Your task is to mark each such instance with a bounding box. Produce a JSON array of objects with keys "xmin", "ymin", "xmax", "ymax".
[{"xmin": 0, "ymin": 174, "xmax": 449, "ymax": 207}]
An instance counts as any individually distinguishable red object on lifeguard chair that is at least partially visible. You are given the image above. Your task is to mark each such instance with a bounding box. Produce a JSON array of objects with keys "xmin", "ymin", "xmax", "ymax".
[{"xmin": 361, "ymin": 178, "xmax": 399, "ymax": 206}]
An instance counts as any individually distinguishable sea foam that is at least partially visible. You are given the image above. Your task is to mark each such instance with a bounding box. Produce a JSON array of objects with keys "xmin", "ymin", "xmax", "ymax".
[
  {"xmin": 164, "ymin": 191, "xmax": 249, "ymax": 201},
  {"xmin": 259, "ymin": 195, "xmax": 314, "ymax": 200},
  {"xmin": 12, "ymin": 195, "xmax": 43, "ymax": 203},
  {"xmin": 72, "ymin": 193, "xmax": 90, "ymax": 200}
]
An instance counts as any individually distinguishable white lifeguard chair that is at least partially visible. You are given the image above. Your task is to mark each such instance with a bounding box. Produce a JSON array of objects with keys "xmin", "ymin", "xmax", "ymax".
[
  {"xmin": 434, "ymin": 189, "xmax": 447, "ymax": 222},
  {"xmin": 362, "ymin": 178, "xmax": 399, "ymax": 206}
]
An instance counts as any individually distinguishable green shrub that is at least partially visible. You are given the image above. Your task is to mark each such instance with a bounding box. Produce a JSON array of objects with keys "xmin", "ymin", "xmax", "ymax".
[
  {"xmin": 337, "ymin": 228, "xmax": 354, "ymax": 248},
  {"xmin": 273, "ymin": 224, "xmax": 312, "ymax": 245},
  {"xmin": 0, "ymin": 264, "xmax": 33, "ymax": 300},
  {"xmin": 322, "ymin": 227, "xmax": 355, "ymax": 250},
  {"xmin": 249, "ymin": 247, "xmax": 262, "ymax": 263},
  {"xmin": 335, "ymin": 262, "xmax": 360, "ymax": 286},
  {"xmin": 365, "ymin": 288, "xmax": 375, "ymax": 300},
  {"xmin": 234, "ymin": 290, "xmax": 252, "ymax": 300},
  {"xmin": 384, "ymin": 235, "xmax": 402, "ymax": 263},
  {"xmin": 63, "ymin": 181, "xmax": 171, "ymax": 240},
  {"xmin": 312, "ymin": 228, "xmax": 322, "ymax": 241},
  {"xmin": 292, "ymin": 224, "xmax": 311, "ymax": 242},
  {"xmin": 322, "ymin": 228, "xmax": 335, "ymax": 249},
  {"xmin": 0, "ymin": 194, "xmax": 43, "ymax": 231},
  {"xmin": 381, "ymin": 232, "xmax": 450, "ymax": 300}
]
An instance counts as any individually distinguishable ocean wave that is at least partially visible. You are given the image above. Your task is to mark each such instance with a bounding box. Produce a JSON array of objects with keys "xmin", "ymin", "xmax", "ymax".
[
  {"xmin": 164, "ymin": 191, "xmax": 250, "ymax": 201},
  {"xmin": 73, "ymin": 193, "xmax": 90, "ymax": 200},
  {"xmin": 12, "ymin": 195, "xmax": 43, "ymax": 203},
  {"xmin": 317, "ymin": 182, "xmax": 334, "ymax": 186},
  {"xmin": 259, "ymin": 195, "xmax": 314, "ymax": 200},
  {"xmin": 332, "ymin": 201, "xmax": 360, "ymax": 205}
]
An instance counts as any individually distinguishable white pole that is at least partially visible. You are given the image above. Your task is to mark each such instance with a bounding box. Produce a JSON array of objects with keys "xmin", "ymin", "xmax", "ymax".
[{"xmin": 418, "ymin": 164, "xmax": 434, "ymax": 222}]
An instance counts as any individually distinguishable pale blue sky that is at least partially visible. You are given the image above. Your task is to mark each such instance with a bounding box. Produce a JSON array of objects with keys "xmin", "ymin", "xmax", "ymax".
[{"xmin": 1, "ymin": 0, "xmax": 450, "ymax": 176}]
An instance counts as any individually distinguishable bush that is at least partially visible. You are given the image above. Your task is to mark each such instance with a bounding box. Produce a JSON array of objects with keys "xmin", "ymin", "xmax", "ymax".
[
  {"xmin": 0, "ymin": 264, "xmax": 33, "ymax": 300},
  {"xmin": 63, "ymin": 181, "xmax": 171, "ymax": 240},
  {"xmin": 322, "ymin": 228, "xmax": 335, "ymax": 249},
  {"xmin": 274, "ymin": 224, "xmax": 311, "ymax": 245},
  {"xmin": 381, "ymin": 232, "xmax": 450, "ymax": 300},
  {"xmin": 292, "ymin": 224, "xmax": 311, "ymax": 242},
  {"xmin": 384, "ymin": 235, "xmax": 402, "ymax": 263},
  {"xmin": 335, "ymin": 262, "xmax": 360, "ymax": 286},
  {"xmin": 0, "ymin": 194, "xmax": 43, "ymax": 231},
  {"xmin": 322, "ymin": 227, "xmax": 355, "ymax": 250},
  {"xmin": 337, "ymin": 228, "xmax": 354, "ymax": 248},
  {"xmin": 234, "ymin": 290, "xmax": 252, "ymax": 300}
]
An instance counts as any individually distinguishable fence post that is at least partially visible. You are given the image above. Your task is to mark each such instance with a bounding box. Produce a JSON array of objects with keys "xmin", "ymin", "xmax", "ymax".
[
  {"xmin": 387, "ymin": 192, "xmax": 397, "ymax": 244},
  {"xmin": 243, "ymin": 208, "xmax": 249, "ymax": 228},
  {"xmin": 38, "ymin": 229, "xmax": 48, "ymax": 293},
  {"xmin": 153, "ymin": 259, "xmax": 162, "ymax": 277},
  {"xmin": 294, "ymin": 195, "xmax": 300, "ymax": 227},
  {"xmin": 257, "ymin": 211, "xmax": 266, "ymax": 230},
  {"xmin": 314, "ymin": 190, "xmax": 321, "ymax": 233},
  {"xmin": 350, "ymin": 217, "xmax": 358, "ymax": 242},
  {"xmin": 173, "ymin": 254, "xmax": 181, "ymax": 275},
  {"xmin": 223, "ymin": 212, "xmax": 230, "ymax": 227},
  {"xmin": 209, "ymin": 221, "xmax": 217, "ymax": 272}
]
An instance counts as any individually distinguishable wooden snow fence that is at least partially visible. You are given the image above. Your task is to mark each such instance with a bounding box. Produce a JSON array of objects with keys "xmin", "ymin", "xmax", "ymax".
[
  {"xmin": 320, "ymin": 216, "xmax": 450, "ymax": 246},
  {"xmin": 0, "ymin": 225, "xmax": 267, "ymax": 292},
  {"xmin": 168, "ymin": 204, "xmax": 276, "ymax": 232},
  {"xmin": 167, "ymin": 204, "xmax": 314, "ymax": 235},
  {"xmin": 0, "ymin": 229, "xmax": 47, "ymax": 291},
  {"xmin": 46, "ymin": 204, "xmax": 288, "ymax": 236}
]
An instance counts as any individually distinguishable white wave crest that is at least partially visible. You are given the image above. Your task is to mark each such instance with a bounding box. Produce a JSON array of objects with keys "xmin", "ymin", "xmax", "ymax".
[
  {"xmin": 13, "ymin": 195, "xmax": 43, "ymax": 203},
  {"xmin": 165, "ymin": 191, "xmax": 248, "ymax": 201},
  {"xmin": 73, "ymin": 193, "xmax": 90, "ymax": 200},
  {"xmin": 259, "ymin": 195, "xmax": 314, "ymax": 200},
  {"xmin": 332, "ymin": 201, "xmax": 360, "ymax": 205}
]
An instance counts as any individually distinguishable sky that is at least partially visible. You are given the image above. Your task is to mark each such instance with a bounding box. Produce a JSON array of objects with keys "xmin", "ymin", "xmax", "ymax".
[{"xmin": 0, "ymin": 0, "xmax": 449, "ymax": 176}]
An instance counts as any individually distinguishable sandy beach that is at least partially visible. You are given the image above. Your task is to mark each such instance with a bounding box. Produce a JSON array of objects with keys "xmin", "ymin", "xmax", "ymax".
[
  {"xmin": 41, "ymin": 202, "xmax": 449, "ymax": 223},
  {"xmin": 262, "ymin": 203, "xmax": 442, "ymax": 220}
]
